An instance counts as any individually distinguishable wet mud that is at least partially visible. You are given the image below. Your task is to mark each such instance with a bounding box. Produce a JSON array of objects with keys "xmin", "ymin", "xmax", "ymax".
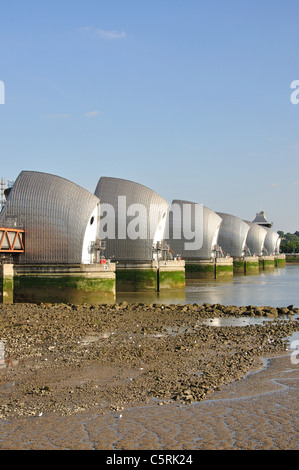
[{"xmin": 0, "ymin": 302, "xmax": 298, "ymax": 449}]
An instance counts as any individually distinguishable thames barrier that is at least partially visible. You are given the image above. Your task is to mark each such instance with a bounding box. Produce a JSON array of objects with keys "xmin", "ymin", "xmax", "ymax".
[{"xmin": 0, "ymin": 171, "xmax": 284, "ymax": 303}]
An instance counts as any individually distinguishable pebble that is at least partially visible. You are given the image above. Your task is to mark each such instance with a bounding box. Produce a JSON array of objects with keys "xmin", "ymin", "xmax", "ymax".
[{"xmin": 0, "ymin": 302, "xmax": 297, "ymax": 419}]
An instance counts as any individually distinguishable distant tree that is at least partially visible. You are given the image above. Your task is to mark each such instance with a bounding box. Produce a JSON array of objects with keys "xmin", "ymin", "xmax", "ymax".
[{"xmin": 279, "ymin": 230, "xmax": 299, "ymax": 253}]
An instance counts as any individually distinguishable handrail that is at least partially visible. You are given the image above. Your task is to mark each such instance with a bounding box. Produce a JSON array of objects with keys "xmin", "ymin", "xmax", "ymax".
[{"xmin": 0, "ymin": 227, "xmax": 25, "ymax": 253}]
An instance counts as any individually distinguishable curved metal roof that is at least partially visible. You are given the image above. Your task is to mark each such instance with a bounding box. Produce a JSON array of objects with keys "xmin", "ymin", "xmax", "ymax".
[
  {"xmin": 216, "ymin": 212, "xmax": 250, "ymax": 257},
  {"xmin": 165, "ymin": 200, "xmax": 222, "ymax": 259},
  {"xmin": 0, "ymin": 171, "xmax": 100, "ymax": 263},
  {"xmin": 95, "ymin": 177, "xmax": 169, "ymax": 261},
  {"xmin": 252, "ymin": 210, "xmax": 272, "ymax": 227},
  {"xmin": 276, "ymin": 237, "xmax": 281, "ymax": 253},
  {"xmin": 244, "ymin": 221, "xmax": 267, "ymax": 256},
  {"xmin": 262, "ymin": 227, "xmax": 280, "ymax": 255}
]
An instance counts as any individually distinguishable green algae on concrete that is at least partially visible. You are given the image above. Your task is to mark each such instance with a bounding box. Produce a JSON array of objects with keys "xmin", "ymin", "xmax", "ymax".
[
  {"xmin": 264, "ymin": 260, "xmax": 275, "ymax": 269},
  {"xmin": 12, "ymin": 263, "xmax": 116, "ymax": 304},
  {"xmin": 186, "ymin": 259, "xmax": 233, "ymax": 279},
  {"xmin": 116, "ymin": 268, "xmax": 157, "ymax": 291},
  {"xmin": 275, "ymin": 255, "xmax": 286, "ymax": 267},
  {"xmin": 233, "ymin": 259, "xmax": 245, "ymax": 274},
  {"xmin": 13, "ymin": 275, "xmax": 115, "ymax": 304},
  {"xmin": 185, "ymin": 262, "xmax": 215, "ymax": 280},
  {"xmin": 215, "ymin": 263, "xmax": 233, "ymax": 277},
  {"xmin": 2, "ymin": 278, "xmax": 14, "ymax": 303},
  {"xmin": 244, "ymin": 263, "xmax": 259, "ymax": 275},
  {"xmin": 186, "ymin": 264, "xmax": 214, "ymax": 280},
  {"xmin": 116, "ymin": 260, "xmax": 185, "ymax": 292},
  {"xmin": 245, "ymin": 261, "xmax": 259, "ymax": 272},
  {"xmin": 0, "ymin": 264, "xmax": 14, "ymax": 304},
  {"xmin": 158, "ymin": 260, "xmax": 185, "ymax": 290},
  {"xmin": 158, "ymin": 270, "xmax": 185, "ymax": 290},
  {"xmin": 234, "ymin": 257, "xmax": 259, "ymax": 274},
  {"xmin": 259, "ymin": 256, "xmax": 275, "ymax": 270}
]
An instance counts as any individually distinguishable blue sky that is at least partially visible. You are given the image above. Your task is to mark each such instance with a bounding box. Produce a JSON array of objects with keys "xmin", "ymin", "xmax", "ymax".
[{"xmin": 0, "ymin": 0, "xmax": 299, "ymax": 232}]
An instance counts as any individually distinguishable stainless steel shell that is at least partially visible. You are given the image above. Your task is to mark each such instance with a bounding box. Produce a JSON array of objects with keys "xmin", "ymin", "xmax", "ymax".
[
  {"xmin": 0, "ymin": 171, "xmax": 100, "ymax": 263},
  {"xmin": 276, "ymin": 237, "xmax": 281, "ymax": 253},
  {"xmin": 244, "ymin": 221, "xmax": 267, "ymax": 256},
  {"xmin": 165, "ymin": 200, "xmax": 222, "ymax": 259},
  {"xmin": 95, "ymin": 177, "xmax": 169, "ymax": 261},
  {"xmin": 216, "ymin": 212, "xmax": 250, "ymax": 257},
  {"xmin": 262, "ymin": 227, "xmax": 280, "ymax": 255}
]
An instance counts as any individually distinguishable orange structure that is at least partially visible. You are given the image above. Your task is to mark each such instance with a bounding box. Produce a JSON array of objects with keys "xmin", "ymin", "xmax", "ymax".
[{"xmin": 0, "ymin": 228, "xmax": 25, "ymax": 253}]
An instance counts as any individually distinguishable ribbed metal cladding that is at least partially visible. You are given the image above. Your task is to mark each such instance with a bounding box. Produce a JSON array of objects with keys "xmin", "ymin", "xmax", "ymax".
[
  {"xmin": 276, "ymin": 237, "xmax": 281, "ymax": 253},
  {"xmin": 262, "ymin": 227, "xmax": 280, "ymax": 255},
  {"xmin": 165, "ymin": 200, "xmax": 222, "ymax": 259},
  {"xmin": 94, "ymin": 177, "xmax": 169, "ymax": 261},
  {"xmin": 0, "ymin": 171, "xmax": 100, "ymax": 264},
  {"xmin": 244, "ymin": 221, "xmax": 267, "ymax": 256},
  {"xmin": 216, "ymin": 212, "xmax": 250, "ymax": 257}
]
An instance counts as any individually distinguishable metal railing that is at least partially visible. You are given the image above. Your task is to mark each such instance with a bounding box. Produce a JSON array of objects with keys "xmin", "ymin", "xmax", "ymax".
[{"xmin": 0, "ymin": 227, "xmax": 25, "ymax": 253}]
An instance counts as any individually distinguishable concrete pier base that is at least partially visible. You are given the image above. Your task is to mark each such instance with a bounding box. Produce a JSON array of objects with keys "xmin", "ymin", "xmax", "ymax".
[
  {"xmin": 275, "ymin": 254, "xmax": 286, "ymax": 267},
  {"xmin": 116, "ymin": 262, "xmax": 157, "ymax": 292},
  {"xmin": 185, "ymin": 260, "xmax": 215, "ymax": 279},
  {"xmin": 12, "ymin": 263, "xmax": 116, "ymax": 304},
  {"xmin": 158, "ymin": 260, "xmax": 185, "ymax": 290},
  {"xmin": 116, "ymin": 260, "xmax": 185, "ymax": 292},
  {"xmin": 185, "ymin": 258, "xmax": 233, "ymax": 280},
  {"xmin": 233, "ymin": 256, "xmax": 259, "ymax": 274},
  {"xmin": 233, "ymin": 258, "xmax": 245, "ymax": 274},
  {"xmin": 0, "ymin": 264, "xmax": 14, "ymax": 304},
  {"xmin": 259, "ymin": 256, "xmax": 275, "ymax": 270},
  {"xmin": 244, "ymin": 256, "xmax": 260, "ymax": 273},
  {"xmin": 215, "ymin": 258, "xmax": 234, "ymax": 277}
]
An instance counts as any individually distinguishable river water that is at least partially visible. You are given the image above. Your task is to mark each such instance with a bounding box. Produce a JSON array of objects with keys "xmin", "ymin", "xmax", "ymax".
[{"xmin": 116, "ymin": 265, "xmax": 299, "ymax": 308}]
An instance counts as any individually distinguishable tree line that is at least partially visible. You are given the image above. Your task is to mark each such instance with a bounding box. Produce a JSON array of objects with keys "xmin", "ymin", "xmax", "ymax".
[{"xmin": 278, "ymin": 231, "xmax": 299, "ymax": 253}]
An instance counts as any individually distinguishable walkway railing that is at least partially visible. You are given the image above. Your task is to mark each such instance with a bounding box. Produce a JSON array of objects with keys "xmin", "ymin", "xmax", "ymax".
[{"xmin": 0, "ymin": 227, "xmax": 25, "ymax": 253}]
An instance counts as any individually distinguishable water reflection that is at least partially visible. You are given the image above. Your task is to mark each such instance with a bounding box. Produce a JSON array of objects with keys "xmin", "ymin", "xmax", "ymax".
[
  {"xmin": 116, "ymin": 265, "xmax": 299, "ymax": 308},
  {"xmin": 202, "ymin": 315, "xmax": 299, "ymax": 327}
]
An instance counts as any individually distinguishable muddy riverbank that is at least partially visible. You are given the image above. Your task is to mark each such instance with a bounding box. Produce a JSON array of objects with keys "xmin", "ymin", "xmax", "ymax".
[{"xmin": 0, "ymin": 302, "xmax": 298, "ymax": 423}]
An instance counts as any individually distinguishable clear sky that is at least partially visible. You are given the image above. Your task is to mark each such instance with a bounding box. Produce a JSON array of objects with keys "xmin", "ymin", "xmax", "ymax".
[{"xmin": 0, "ymin": 0, "xmax": 299, "ymax": 232}]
